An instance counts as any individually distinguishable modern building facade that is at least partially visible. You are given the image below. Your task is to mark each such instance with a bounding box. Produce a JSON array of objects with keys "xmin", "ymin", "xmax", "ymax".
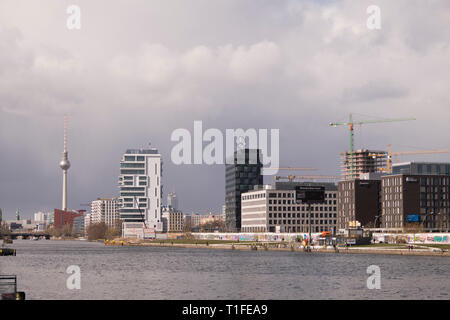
[
  {"xmin": 183, "ymin": 213, "xmax": 202, "ymax": 231},
  {"xmin": 34, "ymin": 212, "xmax": 46, "ymax": 223},
  {"xmin": 225, "ymin": 149, "xmax": 263, "ymax": 232},
  {"xmin": 73, "ymin": 215, "xmax": 85, "ymax": 236},
  {"xmin": 392, "ymin": 162, "xmax": 450, "ymax": 176},
  {"xmin": 241, "ymin": 182, "xmax": 338, "ymax": 233},
  {"xmin": 84, "ymin": 213, "xmax": 92, "ymax": 233},
  {"xmin": 161, "ymin": 207, "xmax": 183, "ymax": 233},
  {"xmin": 118, "ymin": 148, "xmax": 162, "ymax": 232},
  {"xmin": 91, "ymin": 198, "xmax": 119, "ymax": 228},
  {"xmin": 337, "ymin": 179, "xmax": 381, "ymax": 230},
  {"xmin": 381, "ymin": 174, "xmax": 450, "ymax": 231}
]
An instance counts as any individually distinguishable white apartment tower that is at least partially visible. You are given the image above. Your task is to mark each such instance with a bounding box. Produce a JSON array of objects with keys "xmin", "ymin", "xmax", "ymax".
[
  {"xmin": 118, "ymin": 148, "xmax": 162, "ymax": 232},
  {"xmin": 91, "ymin": 198, "xmax": 119, "ymax": 227}
]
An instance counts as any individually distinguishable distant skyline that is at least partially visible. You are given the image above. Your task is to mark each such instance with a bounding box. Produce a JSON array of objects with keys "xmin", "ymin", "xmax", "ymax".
[{"xmin": 1, "ymin": 0, "xmax": 450, "ymax": 219}]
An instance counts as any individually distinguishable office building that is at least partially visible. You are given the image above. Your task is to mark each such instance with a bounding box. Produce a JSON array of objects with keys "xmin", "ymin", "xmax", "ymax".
[
  {"xmin": 161, "ymin": 207, "xmax": 183, "ymax": 233},
  {"xmin": 184, "ymin": 213, "xmax": 202, "ymax": 231},
  {"xmin": 337, "ymin": 179, "xmax": 381, "ymax": 230},
  {"xmin": 118, "ymin": 148, "xmax": 162, "ymax": 232},
  {"xmin": 381, "ymin": 174, "xmax": 450, "ymax": 231},
  {"xmin": 91, "ymin": 198, "xmax": 119, "ymax": 228},
  {"xmin": 241, "ymin": 182, "xmax": 338, "ymax": 233},
  {"xmin": 225, "ymin": 149, "xmax": 263, "ymax": 232},
  {"xmin": 46, "ymin": 212, "xmax": 54, "ymax": 226},
  {"xmin": 34, "ymin": 212, "xmax": 46, "ymax": 223},
  {"xmin": 392, "ymin": 162, "xmax": 450, "ymax": 176},
  {"xmin": 73, "ymin": 215, "xmax": 85, "ymax": 236}
]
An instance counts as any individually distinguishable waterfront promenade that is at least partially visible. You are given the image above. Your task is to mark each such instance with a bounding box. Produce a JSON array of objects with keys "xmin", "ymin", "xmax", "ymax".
[{"xmin": 106, "ymin": 239, "xmax": 450, "ymax": 257}]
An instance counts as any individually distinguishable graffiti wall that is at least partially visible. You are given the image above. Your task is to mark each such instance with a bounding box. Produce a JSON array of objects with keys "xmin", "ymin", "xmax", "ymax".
[
  {"xmin": 192, "ymin": 232, "xmax": 322, "ymax": 242},
  {"xmin": 373, "ymin": 233, "xmax": 450, "ymax": 244}
]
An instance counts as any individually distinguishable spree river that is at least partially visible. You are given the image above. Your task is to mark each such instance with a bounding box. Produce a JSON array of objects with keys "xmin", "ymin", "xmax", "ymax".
[{"xmin": 0, "ymin": 240, "xmax": 449, "ymax": 300}]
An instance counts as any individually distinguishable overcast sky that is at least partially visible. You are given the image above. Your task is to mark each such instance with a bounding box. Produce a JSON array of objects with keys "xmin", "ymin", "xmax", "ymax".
[{"xmin": 0, "ymin": 0, "xmax": 449, "ymax": 220}]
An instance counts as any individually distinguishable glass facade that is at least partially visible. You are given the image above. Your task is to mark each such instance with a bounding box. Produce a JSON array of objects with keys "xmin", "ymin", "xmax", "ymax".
[{"xmin": 225, "ymin": 149, "xmax": 263, "ymax": 232}]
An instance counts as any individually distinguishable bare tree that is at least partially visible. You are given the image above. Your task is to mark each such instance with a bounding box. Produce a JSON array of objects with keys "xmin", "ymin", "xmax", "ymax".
[{"xmin": 87, "ymin": 222, "xmax": 108, "ymax": 241}]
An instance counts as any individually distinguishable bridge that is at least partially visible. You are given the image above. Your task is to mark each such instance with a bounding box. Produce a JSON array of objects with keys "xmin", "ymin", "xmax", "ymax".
[{"xmin": 1, "ymin": 232, "xmax": 51, "ymax": 240}]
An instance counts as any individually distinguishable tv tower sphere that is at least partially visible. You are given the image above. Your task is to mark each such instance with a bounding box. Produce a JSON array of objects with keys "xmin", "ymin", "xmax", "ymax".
[{"xmin": 59, "ymin": 157, "xmax": 71, "ymax": 170}]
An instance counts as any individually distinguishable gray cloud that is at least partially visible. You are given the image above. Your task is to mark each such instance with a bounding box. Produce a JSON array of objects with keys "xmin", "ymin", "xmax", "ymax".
[{"xmin": 0, "ymin": 0, "xmax": 449, "ymax": 219}]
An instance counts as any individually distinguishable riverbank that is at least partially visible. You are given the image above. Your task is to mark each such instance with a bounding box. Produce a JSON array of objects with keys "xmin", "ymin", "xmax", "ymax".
[{"xmin": 107, "ymin": 239, "xmax": 450, "ymax": 257}]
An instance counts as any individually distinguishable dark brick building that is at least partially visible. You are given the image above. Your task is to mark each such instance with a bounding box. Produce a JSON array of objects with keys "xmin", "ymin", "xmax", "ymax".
[
  {"xmin": 381, "ymin": 174, "xmax": 450, "ymax": 231},
  {"xmin": 337, "ymin": 179, "xmax": 381, "ymax": 229}
]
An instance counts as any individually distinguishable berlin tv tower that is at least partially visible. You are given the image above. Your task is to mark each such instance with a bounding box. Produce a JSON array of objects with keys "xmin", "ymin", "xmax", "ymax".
[{"xmin": 59, "ymin": 115, "xmax": 71, "ymax": 211}]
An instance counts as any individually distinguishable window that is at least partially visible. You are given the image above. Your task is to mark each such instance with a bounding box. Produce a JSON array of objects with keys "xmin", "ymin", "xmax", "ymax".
[{"xmin": 121, "ymin": 163, "xmax": 145, "ymax": 168}]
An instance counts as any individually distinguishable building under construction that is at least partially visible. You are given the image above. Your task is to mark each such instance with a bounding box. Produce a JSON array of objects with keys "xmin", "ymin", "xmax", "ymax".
[{"xmin": 341, "ymin": 149, "xmax": 387, "ymax": 180}]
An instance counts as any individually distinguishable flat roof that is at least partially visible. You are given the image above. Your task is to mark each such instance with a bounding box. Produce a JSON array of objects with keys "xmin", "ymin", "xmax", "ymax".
[{"xmin": 125, "ymin": 148, "xmax": 159, "ymax": 155}]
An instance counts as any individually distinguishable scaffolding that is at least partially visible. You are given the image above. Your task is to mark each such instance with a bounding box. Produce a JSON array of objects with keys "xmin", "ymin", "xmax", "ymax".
[{"xmin": 341, "ymin": 149, "xmax": 387, "ymax": 180}]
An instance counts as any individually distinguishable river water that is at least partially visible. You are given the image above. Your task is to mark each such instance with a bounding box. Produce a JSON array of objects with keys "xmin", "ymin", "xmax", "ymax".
[{"xmin": 0, "ymin": 240, "xmax": 449, "ymax": 300}]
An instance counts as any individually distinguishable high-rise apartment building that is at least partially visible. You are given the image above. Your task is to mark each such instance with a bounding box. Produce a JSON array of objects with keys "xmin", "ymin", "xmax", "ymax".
[
  {"xmin": 225, "ymin": 149, "xmax": 263, "ymax": 232},
  {"xmin": 91, "ymin": 198, "xmax": 119, "ymax": 228},
  {"xmin": 118, "ymin": 148, "xmax": 162, "ymax": 232}
]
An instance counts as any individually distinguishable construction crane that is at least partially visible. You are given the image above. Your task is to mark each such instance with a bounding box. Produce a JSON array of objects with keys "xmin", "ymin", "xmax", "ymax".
[
  {"xmin": 274, "ymin": 175, "xmax": 340, "ymax": 182},
  {"xmin": 268, "ymin": 167, "xmax": 317, "ymax": 171},
  {"xmin": 384, "ymin": 144, "xmax": 450, "ymax": 173},
  {"xmin": 330, "ymin": 114, "xmax": 416, "ymax": 178}
]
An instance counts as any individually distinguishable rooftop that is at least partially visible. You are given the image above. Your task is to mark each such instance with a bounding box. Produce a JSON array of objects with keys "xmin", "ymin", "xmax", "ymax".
[{"xmin": 125, "ymin": 148, "xmax": 159, "ymax": 155}]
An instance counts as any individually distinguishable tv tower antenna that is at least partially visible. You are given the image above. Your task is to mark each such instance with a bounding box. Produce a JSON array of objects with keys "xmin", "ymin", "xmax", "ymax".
[{"xmin": 59, "ymin": 115, "xmax": 71, "ymax": 211}]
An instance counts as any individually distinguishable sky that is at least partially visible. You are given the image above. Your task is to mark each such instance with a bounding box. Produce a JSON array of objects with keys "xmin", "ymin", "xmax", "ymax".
[{"xmin": 0, "ymin": 0, "xmax": 449, "ymax": 220}]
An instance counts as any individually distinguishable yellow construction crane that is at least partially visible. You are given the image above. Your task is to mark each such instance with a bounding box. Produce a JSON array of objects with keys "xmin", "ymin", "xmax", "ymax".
[
  {"xmin": 330, "ymin": 114, "xmax": 416, "ymax": 178},
  {"xmin": 274, "ymin": 175, "xmax": 340, "ymax": 182},
  {"xmin": 383, "ymin": 144, "xmax": 450, "ymax": 172},
  {"xmin": 271, "ymin": 167, "xmax": 317, "ymax": 171}
]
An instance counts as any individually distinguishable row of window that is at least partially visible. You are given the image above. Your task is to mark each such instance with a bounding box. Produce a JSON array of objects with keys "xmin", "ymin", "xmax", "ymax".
[
  {"xmin": 269, "ymin": 206, "xmax": 337, "ymax": 212},
  {"xmin": 124, "ymin": 156, "xmax": 146, "ymax": 161},
  {"xmin": 242, "ymin": 193, "xmax": 266, "ymax": 200},
  {"xmin": 268, "ymin": 199, "xmax": 336, "ymax": 205},
  {"xmin": 268, "ymin": 192, "xmax": 337, "ymax": 199},
  {"xmin": 268, "ymin": 219, "xmax": 337, "ymax": 225},
  {"xmin": 269, "ymin": 213, "xmax": 337, "ymax": 218}
]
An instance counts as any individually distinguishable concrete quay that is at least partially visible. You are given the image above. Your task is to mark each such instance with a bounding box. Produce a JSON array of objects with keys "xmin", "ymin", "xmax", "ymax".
[{"xmin": 114, "ymin": 240, "xmax": 450, "ymax": 257}]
